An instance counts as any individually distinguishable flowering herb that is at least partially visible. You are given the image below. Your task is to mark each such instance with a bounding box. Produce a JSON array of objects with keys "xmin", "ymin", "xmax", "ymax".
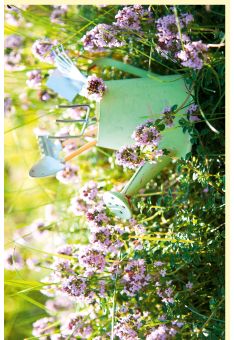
[
  {"xmin": 81, "ymin": 24, "xmax": 125, "ymax": 51},
  {"xmin": 155, "ymin": 12, "xmax": 208, "ymax": 69},
  {"xmin": 81, "ymin": 75, "xmax": 106, "ymax": 102},
  {"xmin": 116, "ymin": 106, "xmax": 177, "ymax": 169},
  {"xmin": 32, "ymin": 38, "xmax": 57, "ymax": 64},
  {"xmin": 26, "ymin": 70, "xmax": 42, "ymax": 89}
]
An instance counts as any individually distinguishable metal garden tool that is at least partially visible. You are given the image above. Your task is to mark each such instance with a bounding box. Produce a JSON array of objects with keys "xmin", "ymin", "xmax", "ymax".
[
  {"xmin": 29, "ymin": 104, "xmax": 97, "ymax": 177},
  {"xmin": 46, "ymin": 45, "xmax": 87, "ymax": 102}
]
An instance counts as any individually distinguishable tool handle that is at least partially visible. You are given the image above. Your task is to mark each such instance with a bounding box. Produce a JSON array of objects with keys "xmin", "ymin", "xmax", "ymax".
[{"xmin": 64, "ymin": 140, "xmax": 97, "ymax": 161}]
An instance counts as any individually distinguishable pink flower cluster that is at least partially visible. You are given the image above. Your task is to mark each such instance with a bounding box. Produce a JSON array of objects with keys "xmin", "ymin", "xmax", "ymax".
[
  {"xmin": 116, "ymin": 145, "xmax": 145, "ymax": 169},
  {"xmin": 81, "ymin": 75, "xmax": 106, "ymax": 102},
  {"xmin": 156, "ymin": 279, "xmax": 175, "ymax": 304},
  {"xmin": 62, "ymin": 275, "xmax": 92, "ymax": 301},
  {"xmin": 32, "ymin": 317, "xmax": 56, "ymax": 338},
  {"xmin": 186, "ymin": 103, "xmax": 200, "ymax": 121},
  {"xmin": 114, "ymin": 5, "xmax": 150, "ymax": 31},
  {"xmin": 90, "ymin": 225, "xmax": 123, "ymax": 254},
  {"xmin": 4, "ymin": 248, "xmax": 24, "ymax": 271},
  {"xmin": 32, "ymin": 38, "xmax": 57, "ymax": 64},
  {"xmin": 61, "ymin": 313, "xmax": 92, "ymax": 338},
  {"xmin": 5, "ymin": 34, "xmax": 23, "ymax": 49},
  {"xmin": 56, "ymin": 164, "xmax": 79, "ymax": 184},
  {"xmin": 81, "ymin": 6, "xmax": 151, "ymax": 52},
  {"xmin": 81, "ymin": 24, "xmax": 125, "ymax": 51},
  {"xmin": 146, "ymin": 324, "xmax": 177, "ymax": 339},
  {"xmin": 4, "ymin": 33, "xmax": 24, "ymax": 72},
  {"xmin": 176, "ymin": 41, "xmax": 208, "ymax": 70},
  {"xmin": 70, "ymin": 196, "xmax": 88, "ymax": 216},
  {"xmin": 80, "ymin": 180, "xmax": 98, "ymax": 203},
  {"xmin": 132, "ymin": 119, "xmax": 162, "ymax": 147},
  {"xmin": 86, "ymin": 205, "xmax": 110, "ymax": 227},
  {"xmin": 50, "ymin": 5, "xmax": 68, "ymax": 25},
  {"xmin": 114, "ymin": 313, "xmax": 143, "ymax": 340},
  {"xmin": 156, "ymin": 12, "xmax": 208, "ymax": 69},
  {"xmin": 26, "ymin": 70, "xmax": 42, "ymax": 89},
  {"xmin": 78, "ymin": 245, "xmax": 106, "ymax": 276},
  {"xmin": 121, "ymin": 259, "xmax": 151, "ymax": 296}
]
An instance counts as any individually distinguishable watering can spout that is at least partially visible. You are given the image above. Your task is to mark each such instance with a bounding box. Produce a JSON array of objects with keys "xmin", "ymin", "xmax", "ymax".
[
  {"xmin": 103, "ymin": 156, "xmax": 172, "ymax": 220},
  {"xmin": 121, "ymin": 156, "xmax": 172, "ymax": 197}
]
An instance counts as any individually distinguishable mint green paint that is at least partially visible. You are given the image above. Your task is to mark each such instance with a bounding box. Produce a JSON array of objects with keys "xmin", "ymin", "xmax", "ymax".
[
  {"xmin": 95, "ymin": 59, "xmax": 192, "ymax": 215},
  {"xmin": 121, "ymin": 156, "xmax": 172, "ymax": 197}
]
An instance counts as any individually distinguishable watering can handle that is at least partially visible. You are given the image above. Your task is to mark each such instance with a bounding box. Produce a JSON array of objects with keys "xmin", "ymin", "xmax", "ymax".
[{"xmin": 93, "ymin": 58, "xmax": 158, "ymax": 79}]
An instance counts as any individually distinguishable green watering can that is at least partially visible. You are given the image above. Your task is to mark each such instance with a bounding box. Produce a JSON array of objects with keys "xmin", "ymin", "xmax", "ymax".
[
  {"xmin": 94, "ymin": 59, "xmax": 192, "ymax": 219},
  {"xmin": 29, "ymin": 57, "xmax": 192, "ymax": 220}
]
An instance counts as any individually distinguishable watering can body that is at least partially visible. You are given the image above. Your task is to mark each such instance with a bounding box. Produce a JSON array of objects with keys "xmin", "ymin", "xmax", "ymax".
[{"xmin": 95, "ymin": 74, "xmax": 192, "ymax": 219}]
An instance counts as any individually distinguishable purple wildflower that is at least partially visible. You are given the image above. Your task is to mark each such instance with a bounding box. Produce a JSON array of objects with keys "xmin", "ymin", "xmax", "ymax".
[
  {"xmin": 4, "ymin": 50, "xmax": 23, "ymax": 71},
  {"xmin": 26, "ymin": 70, "xmax": 42, "ymax": 89},
  {"xmin": 99, "ymin": 280, "xmax": 106, "ymax": 297},
  {"xmin": 32, "ymin": 317, "xmax": 56, "ymax": 338},
  {"xmin": 56, "ymin": 164, "xmax": 79, "ymax": 184},
  {"xmin": 114, "ymin": 5, "xmax": 149, "ymax": 31},
  {"xmin": 80, "ymin": 181, "xmax": 98, "ymax": 203},
  {"xmin": 156, "ymin": 280, "xmax": 175, "ymax": 304},
  {"xmin": 81, "ymin": 75, "xmax": 106, "ymax": 102},
  {"xmin": 186, "ymin": 103, "xmax": 200, "ymax": 121},
  {"xmin": 4, "ymin": 96, "xmax": 14, "ymax": 116},
  {"xmin": 5, "ymin": 34, "xmax": 23, "ymax": 49},
  {"xmin": 132, "ymin": 120, "xmax": 162, "ymax": 146},
  {"xmin": 45, "ymin": 296, "xmax": 73, "ymax": 313},
  {"xmin": 50, "ymin": 6, "xmax": 68, "ymax": 24},
  {"xmin": 186, "ymin": 281, "xmax": 193, "ymax": 289},
  {"xmin": 81, "ymin": 24, "xmax": 125, "ymax": 52},
  {"xmin": 146, "ymin": 325, "xmax": 169, "ymax": 340},
  {"xmin": 115, "ymin": 145, "xmax": 145, "ymax": 169},
  {"xmin": 156, "ymin": 14, "xmax": 193, "ymax": 59},
  {"xmin": 70, "ymin": 196, "xmax": 88, "ymax": 216},
  {"xmin": 78, "ymin": 246, "xmax": 106, "ymax": 275},
  {"xmin": 121, "ymin": 259, "xmax": 151, "ymax": 296},
  {"xmin": 51, "ymin": 258, "xmax": 74, "ymax": 278},
  {"xmin": 160, "ymin": 269, "xmax": 167, "ymax": 277},
  {"xmin": 4, "ymin": 248, "xmax": 23, "ymax": 271},
  {"xmin": 90, "ymin": 226, "xmax": 123, "ymax": 254},
  {"xmin": 62, "ymin": 275, "xmax": 87, "ymax": 299},
  {"xmin": 154, "ymin": 261, "xmax": 164, "ymax": 267},
  {"xmin": 176, "ymin": 41, "xmax": 208, "ymax": 69},
  {"xmin": 155, "ymin": 13, "xmax": 193, "ymax": 59},
  {"xmin": 61, "ymin": 313, "xmax": 92, "ymax": 338},
  {"xmin": 32, "ymin": 38, "xmax": 57, "ymax": 64},
  {"xmin": 172, "ymin": 320, "xmax": 184, "ymax": 328},
  {"xmin": 57, "ymin": 244, "xmax": 74, "ymax": 256},
  {"xmin": 86, "ymin": 205, "xmax": 109, "ymax": 227},
  {"xmin": 114, "ymin": 314, "xmax": 142, "ymax": 340}
]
